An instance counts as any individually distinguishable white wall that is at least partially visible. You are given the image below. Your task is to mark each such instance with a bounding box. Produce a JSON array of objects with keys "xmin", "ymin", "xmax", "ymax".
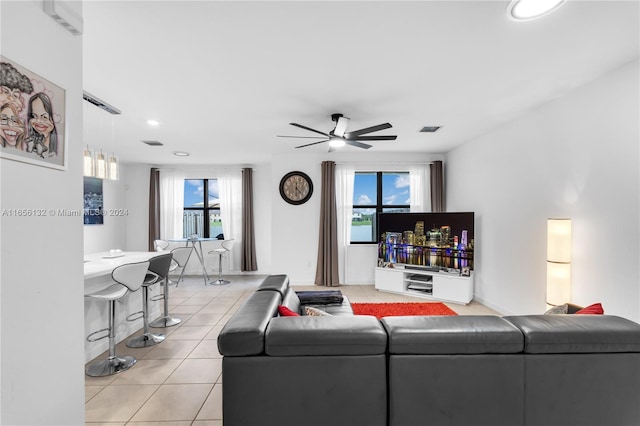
[
  {"xmin": 0, "ymin": 1, "xmax": 85, "ymax": 424},
  {"xmin": 447, "ymin": 60, "xmax": 640, "ymax": 322},
  {"xmin": 83, "ymin": 168, "xmax": 129, "ymax": 254},
  {"xmin": 124, "ymin": 163, "xmax": 150, "ymax": 251}
]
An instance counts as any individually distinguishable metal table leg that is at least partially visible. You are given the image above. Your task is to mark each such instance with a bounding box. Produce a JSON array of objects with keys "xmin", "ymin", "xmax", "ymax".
[{"xmin": 185, "ymin": 240, "xmax": 211, "ymax": 285}]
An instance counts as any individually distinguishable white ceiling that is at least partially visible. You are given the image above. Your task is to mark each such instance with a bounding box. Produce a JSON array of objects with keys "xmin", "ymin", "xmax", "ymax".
[{"xmin": 82, "ymin": 1, "xmax": 639, "ymax": 166}]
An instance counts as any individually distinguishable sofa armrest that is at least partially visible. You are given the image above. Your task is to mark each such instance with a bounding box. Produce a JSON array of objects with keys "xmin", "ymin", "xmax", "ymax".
[
  {"xmin": 218, "ymin": 290, "xmax": 281, "ymax": 356},
  {"xmin": 265, "ymin": 315, "xmax": 387, "ymax": 356}
]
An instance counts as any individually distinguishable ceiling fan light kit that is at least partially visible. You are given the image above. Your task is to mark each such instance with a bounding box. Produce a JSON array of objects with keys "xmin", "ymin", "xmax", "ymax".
[
  {"xmin": 329, "ymin": 137, "xmax": 346, "ymax": 148},
  {"xmin": 279, "ymin": 112, "xmax": 397, "ymax": 151}
]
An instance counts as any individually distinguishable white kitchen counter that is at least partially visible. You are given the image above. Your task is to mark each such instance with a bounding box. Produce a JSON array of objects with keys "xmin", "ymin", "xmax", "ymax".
[{"xmin": 84, "ymin": 251, "xmax": 164, "ymax": 362}]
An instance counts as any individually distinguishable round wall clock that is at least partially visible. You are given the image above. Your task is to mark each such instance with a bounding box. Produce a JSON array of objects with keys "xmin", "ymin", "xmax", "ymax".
[{"xmin": 279, "ymin": 171, "xmax": 313, "ymax": 205}]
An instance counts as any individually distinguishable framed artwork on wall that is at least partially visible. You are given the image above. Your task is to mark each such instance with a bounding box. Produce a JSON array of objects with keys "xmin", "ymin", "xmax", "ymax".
[
  {"xmin": 84, "ymin": 177, "xmax": 103, "ymax": 225},
  {"xmin": 0, "ymin": 55, "xmax": 66, "ymax": 170}
]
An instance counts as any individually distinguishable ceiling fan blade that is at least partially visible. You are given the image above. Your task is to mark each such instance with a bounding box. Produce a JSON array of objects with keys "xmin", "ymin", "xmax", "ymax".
[
  {"xmin": 354, "ymin": 135, "xmax": 397, "ymax": 141},
  {"xmin": 290, "ymin": 123, "xmax": 330, "ymax": 137},
  {"xmin": 345, "ymin": 123, "xmax": 392, "ymax": 138},
  {"xmin": 345, "ymin": 140, "xmax": 372, "ymax": 149},
  {"xmin": 295, "ymin": 139, "xmax": 329, "ymax": 148},
  {"xmin": 277, "ymin": 135, "xmax": 328, "ymax": 139},
  {"xmin": 333, "ymin": 116, "xmax": 350, "ymax": 137}
]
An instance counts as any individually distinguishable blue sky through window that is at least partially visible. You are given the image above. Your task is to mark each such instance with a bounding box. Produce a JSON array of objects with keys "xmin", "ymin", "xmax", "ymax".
[
  {"xmin": 353, "ymin": 172, "xmax": 410, "ymax": 206},
  {"xmin": 183, "ymin": 179, "xmax": 219, "ymax": 207}
]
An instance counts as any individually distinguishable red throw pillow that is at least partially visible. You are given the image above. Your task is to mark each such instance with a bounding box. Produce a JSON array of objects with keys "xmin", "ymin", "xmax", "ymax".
[
  {"xmin": 575, "ymin": 303, "xmax": 604, "ymax": 315},
  {"xmin": 278, "ymin": 305, "xmax": 300, "ymax": 317}
]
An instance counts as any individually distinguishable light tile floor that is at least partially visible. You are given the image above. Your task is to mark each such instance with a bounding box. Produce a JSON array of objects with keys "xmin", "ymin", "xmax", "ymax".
[{"xmin": 85, "ymin": 274, "xmax": 500, "ymax": 425}]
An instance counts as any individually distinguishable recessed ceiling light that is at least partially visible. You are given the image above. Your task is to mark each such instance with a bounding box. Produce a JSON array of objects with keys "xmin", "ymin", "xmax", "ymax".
[
  {"xmin": 142, "ymin": 140, "xmax": 163, "ymax": 146},
  {"xmin": 419, "ymin": 126, "xmax": 441, "ymax": 133},
  {"xmin": 147, "ymin": 119, "xmax": 159, "ymax": 126},
  {"xmin": 508, "ymin": 0, "xmax": 565, "ymax": 21},
  {"xmin": 172, "ymin": 151, "xmax": 190, "ymax": 157}
]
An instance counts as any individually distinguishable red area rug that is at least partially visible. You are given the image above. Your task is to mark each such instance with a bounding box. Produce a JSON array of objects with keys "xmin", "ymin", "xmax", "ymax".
[{"xmin": 351, "ymin": 302, "xmax": 458, "ymax": 319}]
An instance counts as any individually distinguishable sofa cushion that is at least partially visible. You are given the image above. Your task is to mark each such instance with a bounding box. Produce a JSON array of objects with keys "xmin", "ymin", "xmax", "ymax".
[
  {"xmin": 266, "ymin": 315, "xmax": 387, "ymax": 356},
  {"xmin": 281, "ymin": 287, "xmax": 301, "ymax": 313},
  {"xmin": 382, "ymin": 316, "xmax": 524, "ymax": 354},
  {"xmin": 304, "ymin": 306, "xmax": 331, "ymax": 316},
  {"xmin": 217, "ymin": 290, "xmax": 281, "ymax": 356},
  {"xmin": 278, "ymin": 305, "xmax": 299, "ymax": 316},
  {"xmin": 544, "ymin": 304, "xmax": 568, "ymax": 315},
  {"xmin": 256, "ymin": 274, "xmax": 290, "ymax": 298},
  {"xmin": 503, "ymin": 315, "xmax": 640, "ymax": 354},
  {"xmin": 575, "ymin": 302, "xmax": 604, "ymax": 315},
  {"xmin": 566, "ymin": 302, "xmax": 584, "ymax": 314}
]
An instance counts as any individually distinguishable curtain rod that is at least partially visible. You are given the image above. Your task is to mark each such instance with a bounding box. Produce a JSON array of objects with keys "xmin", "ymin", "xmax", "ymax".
[{"xmin": 332, "ymin": 161, "xmax": 438, "ymax": 165}]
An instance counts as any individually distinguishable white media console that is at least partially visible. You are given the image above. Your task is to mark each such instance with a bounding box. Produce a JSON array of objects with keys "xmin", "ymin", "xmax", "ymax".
[{"xmin": 375, "ymin": 265, "xmax": 473, "ymax": 305}]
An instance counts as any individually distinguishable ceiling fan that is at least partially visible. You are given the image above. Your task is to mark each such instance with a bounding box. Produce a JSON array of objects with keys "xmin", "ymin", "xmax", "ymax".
[{"xmin": 278, "ymin": 113, "xmax": 397, "ymax": 151}]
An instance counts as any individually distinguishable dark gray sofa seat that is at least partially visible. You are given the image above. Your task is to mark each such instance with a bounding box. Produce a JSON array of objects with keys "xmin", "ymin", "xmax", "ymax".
[
  {"xmin": 504, "ymin": 315, "xmax": 640, "ymax": 426},
  {"xmin": 382, "ymin": 316, "xmax": 526, "ymax": 426}
]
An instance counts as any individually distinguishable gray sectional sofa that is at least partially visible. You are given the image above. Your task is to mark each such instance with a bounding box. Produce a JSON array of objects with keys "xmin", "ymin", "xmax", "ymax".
[{"xmin": 218, "ymin": 275, "xmax": 640, "ymax": 426}]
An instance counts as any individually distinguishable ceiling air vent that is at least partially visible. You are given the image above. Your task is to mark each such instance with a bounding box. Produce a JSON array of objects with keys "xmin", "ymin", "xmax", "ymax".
[
  {"xmin": 419, "ymin": 126, "xmax": 441, "ymax": 133},
  {"xmin": 142, "ymin": 140, "xmax": 163, "ymax": 146}
]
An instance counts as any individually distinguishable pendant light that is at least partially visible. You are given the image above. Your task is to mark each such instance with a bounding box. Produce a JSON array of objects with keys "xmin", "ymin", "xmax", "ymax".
[
  {"xmin": 108, "ymin": 153, "xmax": 119, "ymax": 180},
  {"xmin": 83, "ymin": 145, "xmax": 94, "ymax": 177},
  {"xmin": 95, "ymin": 149, "xmax": 107, "ymax": 179},
  {"xmin": 107, "ymin": 118, "xmax": 119, "ymax": 180}
]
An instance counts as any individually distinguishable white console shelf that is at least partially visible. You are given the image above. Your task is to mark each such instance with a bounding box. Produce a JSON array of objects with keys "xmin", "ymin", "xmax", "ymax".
[{"xmin": 375, "ymin": 266, "xmax": 473, "ymax": 305}]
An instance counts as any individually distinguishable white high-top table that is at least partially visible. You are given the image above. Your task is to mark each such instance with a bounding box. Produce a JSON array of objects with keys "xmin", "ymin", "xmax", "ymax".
[{"xmin": 83, "ymin": 251, "xmax": 162, "ymax": 362}]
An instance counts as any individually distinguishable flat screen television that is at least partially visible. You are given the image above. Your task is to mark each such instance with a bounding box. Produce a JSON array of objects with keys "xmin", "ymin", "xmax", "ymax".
[{"xmin": 378, "ymin": 212, "xmax": 474, "ymax": 271}]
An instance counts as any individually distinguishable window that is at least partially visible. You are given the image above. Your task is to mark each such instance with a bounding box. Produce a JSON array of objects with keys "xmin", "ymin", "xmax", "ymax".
[
  {"xmin": 351, "ymin": 172, "xmax": 410, "ymax": 243},
  {"xmin": 183, "ymin": 179, "xmax": 222, "ymax": 238}
]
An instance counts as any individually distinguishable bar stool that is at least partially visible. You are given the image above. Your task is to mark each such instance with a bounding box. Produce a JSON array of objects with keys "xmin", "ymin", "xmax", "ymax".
[
  {"xmin": 126, "ymin": 252, "xmax": 173, "ymax": 348},
  {"xmin": 208, "ymin": 239, "xmax": 235, "ymax": 285},
  {"xmin": 149, "ymin": 247, "xmax": 191, "ymax": 328},
  {"xmin": 85, "ymin": 260, "xmax": 150, "ymax": 377},
  {"xmin": 154, "ymin": 239, "xmax": 169, "ymax": 251},
  {"xmin": 168, "ymin": 246, "xmax": 193, "ymax": 287}
]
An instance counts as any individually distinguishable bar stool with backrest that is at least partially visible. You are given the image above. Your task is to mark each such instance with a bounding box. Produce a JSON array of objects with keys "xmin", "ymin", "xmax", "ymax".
[
  {"xmin": 126, "ymin": 252, "xmax": 173, "ymax": 348},
  {"xmin": 149, "ymin": 246, "xmax": 192, "ymax": 328},
  {"xmin": 154, "ymin": 239, "xmax": 169, "ymax": 252},
  {"xmin": 85, "ymin": 260, "xmax": 150, "ymax": 377},
  {"xmin": 208, "ymin": 239, "xmax": 235, "ymax": 285},
  {"xmin": 168, "ymin": 246, "xmax": 193, "ymax": 287}
]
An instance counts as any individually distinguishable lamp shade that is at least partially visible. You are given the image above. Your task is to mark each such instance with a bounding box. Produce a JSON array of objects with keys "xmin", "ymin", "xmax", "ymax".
[
  {"xmin": 546, "ymin": 218, "xmax": 571, "ymax": 306},
  {"xmin": 547, "ymin": 262, "xmax": 571, "ymax": 306},
  {"xmin": 547, "ymin": 219, "xmax": 572, "ymax": 262}
]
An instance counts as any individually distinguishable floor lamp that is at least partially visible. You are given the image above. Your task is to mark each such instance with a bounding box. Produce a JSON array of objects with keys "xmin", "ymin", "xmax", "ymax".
[{"xmin": 546, "ymin": 218, "xmax": 572, "ymax": 307}]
